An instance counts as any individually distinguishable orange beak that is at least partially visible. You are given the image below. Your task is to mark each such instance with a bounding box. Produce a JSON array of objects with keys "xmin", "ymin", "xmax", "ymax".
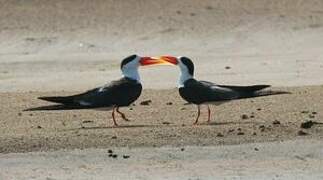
[
  {"xmin": 158, "ymin": 55, "xmax": 178, "ymax": 65},
  {"xmin": 140, "ymin": 56, "xmax": 178, "ymax": 66}
]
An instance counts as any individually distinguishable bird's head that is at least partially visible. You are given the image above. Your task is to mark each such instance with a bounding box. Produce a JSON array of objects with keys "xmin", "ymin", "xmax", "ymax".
[
  {"xmin": 120, "ymin": 54, "xmax": 173, "ymax": 82},
  {"xmin": 155, "ymin": 55, "xmax": 195, "ymax": 87}
]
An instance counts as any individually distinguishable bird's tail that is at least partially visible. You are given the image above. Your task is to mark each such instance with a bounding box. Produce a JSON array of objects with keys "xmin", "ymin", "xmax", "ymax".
[
  {"xmin": 253, "ymin": 90, "xmax": 291, "ymax": 97},
  {"xmin": 23, "ymin": 104, "xmax": 88, "ymax": 111},
  {"xmin": 38, "ymin": 96, "xmax": 75, "ymax": 105}
]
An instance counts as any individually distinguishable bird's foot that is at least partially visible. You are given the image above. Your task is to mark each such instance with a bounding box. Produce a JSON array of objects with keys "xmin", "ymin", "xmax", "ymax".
[{"xmin": 121, "ymin": 115, "xmax": 130, "ymax": 121}]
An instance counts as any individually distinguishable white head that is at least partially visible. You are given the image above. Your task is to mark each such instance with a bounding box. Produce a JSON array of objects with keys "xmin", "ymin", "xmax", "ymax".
[
  {"xmin": 120, "ymin": 54, "xmax": 170, "ymax": 82},
  {"xmin": 157, "ymin": 56, "xmax": 194, "ymax": 87},
  {"xmin": 121, "ymin": 55, "xmax": 141, "ymax": 82}
]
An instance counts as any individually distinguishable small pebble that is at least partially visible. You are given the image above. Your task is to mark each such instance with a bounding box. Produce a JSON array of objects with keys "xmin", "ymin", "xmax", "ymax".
[
  {"xmin": 111, "ymin": 136, "xmax": 117, "ymax": 139},
  {"xmin": 273, "ymin": 120, "xmax": 281, "ymax": 125},
  {"xmin": 241, "ymin": 114, "xmax": 249, "ymax": 119},
  {"xmin": 254, "ymin": 148, "xmax": 259, "ymax": 151},
  {"xmin": 250, "ymin": 115, "xmax": 255, "ymax": 118},
  {"xmin": 162, "ymin": 122, "xmax": 171, "ymax": 125},
  {"xmin": 112, "ymin": 154, "xmax": 118, "ymax": 158},
  {"xmin": 37, "ymin": 125, "xmax": 42, "ymax": 129},
  {"xmin": 180, "ymin": 148, "xmax": 185, "ymax": 151},
  {"xmin": 300, "ymin": 121, "xmax": 315, "ymax": 129},
  {"xmin": 18, "ymin": 112, "xmax": 22, "ymax": 116},
  {"xmin": 108, "ymin": 150, "xmax": 113, "ymax": 154},
  {"xmin": 225, "ymin": 66, "xmax": 231, "ymax": 69},
  {"xmin": 82, "ymin": 120, "xmax": 93, "ymax": 123},
  {"xmin": 140, "ymin": 100, "xmax": 152, "ymax": 106},
  {"xmin": 312, "ymin": 112, "xmax": 317, "ymax": 115},
  {"xmin": 166, "ymin": 102, "xmax": 173, "ymax": 105},
  {"xmin": 216, "ymin": 133, "xmax": 224, "ymax": 137},
  {"xmin": 237, "ymin": 132, "xmax": 245, "ymax": 135},
  {"xmin": 123, "ymin": 155, "xmax": 130, "ymax": 159},
  {"xmin": 301, "ymin": 111, "xmax": 309, "ymax": 114},
  {"xmin": 297, "ymin": 130, "xmax": 308, "ymax": 136},
  {"xmin": 252, "ymin": 132, "xmax": 257, "ymax": 136},
  {"xmin": 257, "ymin": 108, "xmax": 262, "ymax": 111}
]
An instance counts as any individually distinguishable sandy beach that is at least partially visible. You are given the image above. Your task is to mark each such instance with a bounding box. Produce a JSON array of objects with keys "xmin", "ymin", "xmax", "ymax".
[{"xmin": 1, "ymin": 0, "xmax": 323, "ymax": 179}]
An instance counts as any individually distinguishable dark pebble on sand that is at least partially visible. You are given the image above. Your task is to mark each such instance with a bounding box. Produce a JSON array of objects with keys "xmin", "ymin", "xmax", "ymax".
[
  {"xmin": 140, "ymin": 100, "xmax": 152, "ymax": 106},
  {"xmin": 82, "ymin": 120, "xmax": 93, "ymax": 123},
  {"xmin": 257, "ymin": 108, "xmax": 262, "ymax": 111},
  {"xmin": 259, "ymin": 125, "xmax": 265, "ymax": 132},
  {"xmin": 37, "ymin": 125, "xmax": 42, "ymax": 129},
  {"xmin": 250, "ymin": 115, "xmax": 255, "ymax": 118},
  {"xmin": 108, "ymin": 149, "xmax": 113, "ymax": 154},
  {"xmin": 111, "ymin": 154, "xmax": 118, "ymax": 158},
  {"xmin": 253, "ymin": 132, "xmax": 257, "ymax": 135},
  {"xmin": 108, "ymin": 154, "xmax": 113, "ymax": 157},
  {"xmin": 301, "ymin": 111, "xmax": 309, "ymax": 114},
  {"xmin": 312, "ymin": 112, "xmax": 317, "ymax": 115},
  {"xmin": 273, "ymin": 120, "xmax": 281, "ymax": 125},
  {"xmin": 225, "ymin": 66, "xmax": 231, "ymax": 69},
  {"xmin": 237, "ymin": 132, "xmax": 245, "ymax": 135},
  {"xmin": 228, "ymin": 129, "xmax": 235, "ymax": 133},
  {"xmin": 73, "ymin": 114, "xmax": 77, "ymax": 118},
  {"xmin": 254, "ymin": 148, "xmax": 259, "ymax": 151},
  {"xmin": 129, "ymin": 107, "xmax": 133, "ymax": 110},
  {"xmin": 300, "ymin": 121, "xmax": 315, "ymax": 129},
  {"xmin": 18, "ymin": 112, "xmax": 22, "ymax": 116},
  {"xmin": 298, "ymin": 130, "xmax": 308, "ymax": 136},
  {"xmin": 166, "ymin": 102, "xmax": 173, "ymax": 105},
  {"xmin": 162, "ymin": 121, "xmax": 171, "ymax": 125},
  {"xmin": 216, "ymin": 133, "xmax": 224, "ymax": 137},
  {"xmin": 180, "ymin": 148, "xmax": 185, "ymax": 151},
  {"xmin": 123, "ymin": 155, "xmax": 130, "ymax": 159},
  {"xmin": 111, "ymin": 136, "xmax": 117, "ymax": 139},
  {"xmin": 241, "ymin": 114, "xmax": 249, "ymax": 119},
  {"xmin": 237, "ymin": 128, "xmax": 242, "ymax": 131}
]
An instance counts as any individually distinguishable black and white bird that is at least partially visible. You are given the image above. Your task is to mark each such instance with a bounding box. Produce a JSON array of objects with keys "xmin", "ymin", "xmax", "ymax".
[
  {"xmin": 25, "ymin": 54, "xmax": 166, "ymax": 126},
  {"xmin": 157, "ymin": 56, "xmax": 289, "ymax": 125}
]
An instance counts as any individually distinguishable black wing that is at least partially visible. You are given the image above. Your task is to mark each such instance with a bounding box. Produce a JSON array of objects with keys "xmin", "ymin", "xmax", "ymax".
[
  {"xmin": 180, "ymin": 79, "xmax": 288, "ymax": 104},
  {"xmin": 28, "ymin": 77, "xmax": 142, "ymax": 110}
]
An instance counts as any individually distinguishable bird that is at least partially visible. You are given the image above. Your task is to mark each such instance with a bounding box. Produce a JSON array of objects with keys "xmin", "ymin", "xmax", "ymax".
[
  {"xmin": 156, "ymin": 55, "xmax": 290, "ymax": 125},
  {"xmin": 24, "ymin": 54, "xmax": 167, "ymax": 126}
]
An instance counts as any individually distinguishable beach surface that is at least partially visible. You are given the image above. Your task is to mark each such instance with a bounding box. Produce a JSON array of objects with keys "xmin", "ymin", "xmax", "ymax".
[{"xmin": 0, "ymin": 0, "xmax": 323, "ymax": 179}]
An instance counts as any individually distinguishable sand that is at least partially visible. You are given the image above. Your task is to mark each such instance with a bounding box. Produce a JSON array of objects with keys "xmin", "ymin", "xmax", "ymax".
[{"xmin": 1, "ymin": 0, "xmax": 323, "ymax": 179}]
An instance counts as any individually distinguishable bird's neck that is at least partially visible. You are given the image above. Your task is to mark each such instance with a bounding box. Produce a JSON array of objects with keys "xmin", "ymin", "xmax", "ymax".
[
  {"xmin": 122, "ymin": 68, "xmax": 140, "ymax": 82},
  {"xmin": 179, "ymin": 71, "xmax": 193, "ymax": 88}
]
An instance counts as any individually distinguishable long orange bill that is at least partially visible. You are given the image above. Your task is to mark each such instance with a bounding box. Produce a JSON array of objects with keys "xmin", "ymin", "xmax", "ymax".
[{"xmin": 140, "ymin": 56, "xmax": 178, "ymax": 66}]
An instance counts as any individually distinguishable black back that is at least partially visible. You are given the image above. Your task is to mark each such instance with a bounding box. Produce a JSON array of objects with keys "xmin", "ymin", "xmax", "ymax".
[
  {"xmin": 179, "ymin": 79, "xmax": 273, "ymax": 105},
  {"xmin": 37, "ymin": 77, "xmax": 142, "ymax": 108}
]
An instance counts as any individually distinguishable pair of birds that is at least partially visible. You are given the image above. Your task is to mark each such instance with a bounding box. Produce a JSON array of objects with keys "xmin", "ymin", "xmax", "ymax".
[{"xmin": 26, "ymin": 55, "xmax": 288, "ymax": 126}]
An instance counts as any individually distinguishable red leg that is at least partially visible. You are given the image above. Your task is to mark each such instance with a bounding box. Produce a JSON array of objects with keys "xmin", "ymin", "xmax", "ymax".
[
  {"xmin": 112, "ymin": 107, "xmax": 118, "ymax": 126},
  {"xmin": 193, "ymin": 105, "xmax": 201, "ymax": 125},
  {"xmin": 207, "ymin": 105, "xmax": 211, "ymax": 123},
  {"xmin": 116, "ymin": 107, "xmax": 130, "ymax": 121}
]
